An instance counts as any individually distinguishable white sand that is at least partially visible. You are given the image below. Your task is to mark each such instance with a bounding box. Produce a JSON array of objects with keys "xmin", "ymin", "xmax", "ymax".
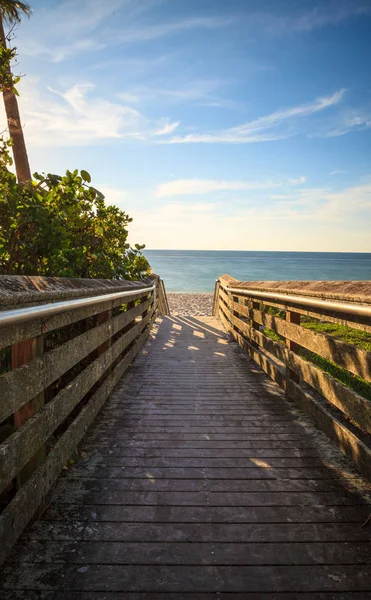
[{"xmin": 167, "ymin": 293, "xmax": 214, "ymax": 316}]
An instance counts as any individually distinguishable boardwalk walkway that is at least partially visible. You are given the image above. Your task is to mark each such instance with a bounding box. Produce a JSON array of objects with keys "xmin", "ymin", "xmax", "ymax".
[{"xmin": 2, "ymin": 315, "xmax": 371, "ymax": 598}]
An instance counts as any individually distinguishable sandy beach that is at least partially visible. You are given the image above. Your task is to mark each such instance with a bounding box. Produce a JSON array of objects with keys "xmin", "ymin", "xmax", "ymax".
[{"xmin": 167, "ymin": 293, "xmax": 214, "ymax": 316}]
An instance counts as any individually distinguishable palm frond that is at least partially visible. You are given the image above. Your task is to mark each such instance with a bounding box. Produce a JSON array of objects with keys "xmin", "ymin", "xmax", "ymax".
[{"xmin": 0, "ymin": 0, "xmax": 32, "ymax": 24}]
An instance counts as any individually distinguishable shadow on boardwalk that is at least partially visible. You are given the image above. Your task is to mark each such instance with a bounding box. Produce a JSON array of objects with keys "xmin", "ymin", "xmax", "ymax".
[{"xmin": 1, "ymin": 316, "xmax": 371, "ymax": 598}]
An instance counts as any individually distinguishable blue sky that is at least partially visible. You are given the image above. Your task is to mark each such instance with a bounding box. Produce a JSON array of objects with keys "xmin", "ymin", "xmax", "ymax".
[{"xmin": 2, "ymin": 0, "xmax": 371, "ymax": 250}]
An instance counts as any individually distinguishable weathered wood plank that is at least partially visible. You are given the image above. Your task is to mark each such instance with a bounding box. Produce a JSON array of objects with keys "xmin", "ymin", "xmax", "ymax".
[
  {"xmin": 0, "ymin": 311, "xmax": 153, "ymax": 494},
  {"xmin": 2, "ymin": 563, "xmax": 371, "ymax": 593},
  {"xmin": 0, "ymin": 321, "xmax": 151, "ymax": 563},
  {"xmin": 10, "ymin": 539, "xmax": 371, "ymax": 566},
  {"xmin": 287, "ymin": 351, "xmax": 371, "ymax": 434},
  {"xmin": 41, "ymin": 502, "xmax": 369, "ymax": 523},
  {"xmin": 286, "ymin": 378, "xmax": 371, "ymax": 481},
  {"xmin": 0, "ymin": 299, "xmax": 151, "ymax": 424},
  {"xmin": 221, "ymin": 284, "xmax": 371, "ymax": 384},
  {"xmin": 0, "ymin": 288, "xmax": 154, "ymax": 349},
  {"xmin": 1, "ymin": 312, "xmax": 370, "ymax": 596},
  {"xmin": 26, "ymin": 520, "xmax": 370, "ymax": 543}
]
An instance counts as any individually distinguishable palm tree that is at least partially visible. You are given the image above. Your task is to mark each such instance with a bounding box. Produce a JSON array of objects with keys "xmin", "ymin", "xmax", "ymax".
[{"xmin": 0, "ymin": 0, "xmax": 32, "ymax": 182}]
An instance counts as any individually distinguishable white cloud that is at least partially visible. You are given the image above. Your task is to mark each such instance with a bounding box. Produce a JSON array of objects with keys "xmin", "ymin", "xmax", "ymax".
[
  {"xmin": 164, "ymin": 90, "xmax": 346, "ymax": 144},
  {"xmin": 154, "ymin": 120, "xmax": 180, "ymax": 136},
  {"xmin": 246, "ymin": 2, "xmax": 371, "ymax": 36},
  {"xmin": 321, "ymin": 112, "xmax": 371, "ymax": 137},
  {"xmin": 6, "ymin": 79, "xmax": 177, "ymax": 147},
  {"xmin": 114, "ymin": 16, "xmax": 233, "ymax": 44},
  {"xmin": 155, "ymin": 177, "xmax": 306, "ymax": 198},
  {"xmin": 18, "ymin": 2, "xmax": 231, "ymax": 63},
  {"xmin": 126, "ymin": 180, "xmax": 371, "ymax": 251},
  {"xmin": 92, "ymin": 178, "xmax": 371, "ymax": 252}
]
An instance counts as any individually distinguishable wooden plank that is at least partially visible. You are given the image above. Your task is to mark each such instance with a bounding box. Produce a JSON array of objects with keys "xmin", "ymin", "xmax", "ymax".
[
  {"xmin": 10, "ymin": 539, "xmax": 371, "ymax": 566},
  {"xmin": 251, "ymin": 308, "xmax": 371, "ymax": 381},
  {"xmin": 1, "ymin": 311, "xmax": 370, "ymax": 596},
  {"xmin": 12, "ymin": 336, "xmax": 45, "ymax": 488},
  {"xmin": 0, "ymin": 288, "xmax": 153, "ymax": 349},
  {"xmin": 42, "ymin": 503, "xmax": 368, "ymax": 523},
  {"xmin": 218, "ymin": 280, "xmax": 371, "ymax": 334},
  {"xmin": 287, "ymin": 351, "xmax": 371, "ymax": 434},
  {"xmin": 0, "ymin": 299, "xmax": 151, "ymax": 424},
  {"xmin": 219, "ymin": 305, "xmax": 285, "ymax": 389},
  {"xmin": 2, "ymin": 563, "xmax": 371, "ymax": 593},
  {"xmin": 0, "ymin": 322, "xmax": 151, "ymax": 564},
  {"xmin": 26, "ymin": 520, "xmax": 370, "ymax": 543},
  {"xmin": 286, "ymin": 379, "xmax": 371, "ymax": 481},
  {"xmin": 0, "ymin": 312, "xmax": 153, "ymax": 494}
]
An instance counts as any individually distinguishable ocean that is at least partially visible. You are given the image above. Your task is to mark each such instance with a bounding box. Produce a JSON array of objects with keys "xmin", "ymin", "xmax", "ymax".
[{"xmin": 144, "ymin": 250, "xmax": 371, "ymax": 293}]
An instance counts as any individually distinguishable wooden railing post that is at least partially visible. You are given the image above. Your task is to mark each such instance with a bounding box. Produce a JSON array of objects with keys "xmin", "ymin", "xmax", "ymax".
[
  {"xmin": 285, "ymin": 309, "xmax": 300, "ymax": 385},
  {"xmin": 212, "ymin": 280, "xmax": 220, "ymax": 317},
  {"xmin": 12, "ymin": 335, "xmax": 45, "ymax": 488},
  {"xmin": 96, "ymin": 309, "xmax": 112, "ymax": 356}
]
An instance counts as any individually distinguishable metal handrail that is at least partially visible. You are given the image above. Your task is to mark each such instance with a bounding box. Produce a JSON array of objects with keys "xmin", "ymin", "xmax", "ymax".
[
  {"xmin": 225, "ymin": 285, "xmax": 371, "ymax": 319},
  {"xmin": 0, "ymin": 285, "xmax": 156, "ymax": 328}
]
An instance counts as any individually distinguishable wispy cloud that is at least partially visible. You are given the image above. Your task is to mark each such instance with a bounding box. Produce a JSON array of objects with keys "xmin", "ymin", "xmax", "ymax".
[
  {"xmin": 18, "ymin": 0, "xmax": 128, "ymax": 61},
  {"xmin": 164, "ymin": 90, "xmax": 346, "ymax": 144},
  {"xmin": 320, "ymin": 112, "xmax": 371, "ymax": 137},
  {"xmin": 154, "ymin": 120, "xmax": 180, "ymax": 136},
  {"xmin": 116, "ymin": 79, "xmax": 240, "ymax": 110},
  {"xmin": 125, "ymin": 180, "xmax": 371, "ymax": 251},
  {"xmin": 14, "ymin": 80, "xmax": 176, "ymax": 147},
  {"xmin": 114, "ymin": 16, "xmax": 233, "ymax": 44},
  {"xmin": 18, "ymin": 1, "xmax": 232, "ymax": 63},
  {"xmin": 155, "ymin": 177, "xmax": 306, "ymax": 198},
  {"xmin": 246, "ymin": 2, "xmax": 371, "ymax": 36}
]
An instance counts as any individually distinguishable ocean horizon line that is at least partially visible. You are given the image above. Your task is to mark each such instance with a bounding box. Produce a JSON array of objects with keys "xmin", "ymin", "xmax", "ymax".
[{"xmin": 145, "ymin": 249, "xmax": 371, "ymax": 254}]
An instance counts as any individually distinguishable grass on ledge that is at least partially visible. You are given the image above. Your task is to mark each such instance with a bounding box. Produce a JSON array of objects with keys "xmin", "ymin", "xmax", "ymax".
[{"xmin": 262, "ymin": 323, "xmax": 371, "ymax": 402}]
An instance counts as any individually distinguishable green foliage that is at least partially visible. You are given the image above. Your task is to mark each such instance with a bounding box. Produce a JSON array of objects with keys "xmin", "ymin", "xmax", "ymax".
[
  {"xmin": 0, "ymin": 140, "xmax": 150, "ymax": 279},
  {"xmin": 0, "ymin": 0, "xmax": 32, "ymax": 24},
  {"xmin": 300, "ymin": 347, "xmax": 371, "ymax": 402},
  {"xmin": 0, "ymin": 44, "xmax": 20, "ymax": 95},
  {"xmin": 301, "ymin": 317, "xmax": 371, "ymax": 352},
  {"xmin": 261, "ymin": 310, "xmax": 371, "ymax": 400}
]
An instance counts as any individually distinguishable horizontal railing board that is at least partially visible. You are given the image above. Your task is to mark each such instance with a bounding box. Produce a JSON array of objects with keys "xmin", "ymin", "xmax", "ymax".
[
  {"xmin": 0, "ymin": 322, "xmax": 151, "ymax": 564},
  {"xmin": 0, "ymin": 299, "xmax": 151, "ymax": 424},
  {"xmin": 219, "ymin": 275, "xmax": 371, "ymax": 334},
  {"xmin": 216, "ymin": 276, "xmax": 371, "ymax": 480},
  {"xmin": 0, "ymin": 310, "xmax": 153, "ymax": 494},
  {"xmin": 0, "ymin": 288, "xmax": 153, "ymax": 350},
  {"xmin": 250, "ymin": 309, "xmax": 371, "ymax": 382},
  {"xmin": 220, "ymin": 294, "xmax": 288, "ymax": 366},
  {"xmin": 287, "ymin": 352, "xmax": 371, "ymax": 435},
  {"xmin": 287, "ymin": 379, "xmax": 371, "ymax": 481},
  {"xmin": 0, "ymin": 274, "xmax": 158, "ymax": 309},
  {"xmin": 218, "ymin": 305, "xmax": 285, "ymax": 389},
  {"xmin": 220, "ymin": 284, "xmax": 371, "ymax": 434}
]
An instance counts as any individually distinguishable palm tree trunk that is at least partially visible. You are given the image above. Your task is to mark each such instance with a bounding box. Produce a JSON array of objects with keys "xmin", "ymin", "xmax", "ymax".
[{"xmin": 0, "ymin": 18, "xmax": 31, "ymax": 182}]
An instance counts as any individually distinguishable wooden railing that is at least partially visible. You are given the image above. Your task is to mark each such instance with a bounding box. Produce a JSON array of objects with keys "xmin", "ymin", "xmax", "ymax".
[
  {"xmin": 214, "ymin": 275, "xmax": 371, "ymax": 480},
  {"xmin": 0, "ymin": 274, "xmax": 169, "ymax": 562}
]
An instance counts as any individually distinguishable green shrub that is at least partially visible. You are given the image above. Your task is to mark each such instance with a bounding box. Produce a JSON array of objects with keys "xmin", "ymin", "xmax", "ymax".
[{"xmin": 0, "ymin": 139, "xmax": 149, "ymax": 279}]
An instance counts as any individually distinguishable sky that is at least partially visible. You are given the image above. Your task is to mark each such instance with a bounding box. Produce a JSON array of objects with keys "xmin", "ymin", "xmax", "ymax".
[{"xmin": 2, "ymin": 0, "xmax": 371, "ymax": 251}]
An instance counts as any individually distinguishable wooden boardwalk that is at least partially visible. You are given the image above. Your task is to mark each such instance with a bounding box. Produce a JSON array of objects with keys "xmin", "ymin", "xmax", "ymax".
[{"xmin": 2, "ymin": 315, "xmax": 371, "ymax": 598}]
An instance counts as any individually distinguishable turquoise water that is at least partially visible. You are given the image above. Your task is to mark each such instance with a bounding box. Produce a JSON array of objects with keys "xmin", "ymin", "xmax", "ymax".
[{"xmin": 144, "ymin": 250, "xmax": 371, "ymax": 292}]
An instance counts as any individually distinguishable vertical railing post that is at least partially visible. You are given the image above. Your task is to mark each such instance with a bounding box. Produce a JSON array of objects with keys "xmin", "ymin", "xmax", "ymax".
[
  {"xmin": 212, "ymin": 280, "xmax": 220, "ymax": 317},
  {"xmin": 140, "ymin": 292, "xmax": 150, "ymax": 319},
  {"xmin": 96, "ymin": 308, "xmax": 112, "ymax": 356},
  {"xmin": 12, "ymin": 335, "xmax": 45, "ymax": 488},
  {"xmin": 285, "ymin": 308, "xmax": 300, "ymax": 386}
]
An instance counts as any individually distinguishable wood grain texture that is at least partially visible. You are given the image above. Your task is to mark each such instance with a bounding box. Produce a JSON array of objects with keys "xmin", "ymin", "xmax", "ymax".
[{"xmin": 1, "ymin": 314, "xmax": 370, "ymax": 597}]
